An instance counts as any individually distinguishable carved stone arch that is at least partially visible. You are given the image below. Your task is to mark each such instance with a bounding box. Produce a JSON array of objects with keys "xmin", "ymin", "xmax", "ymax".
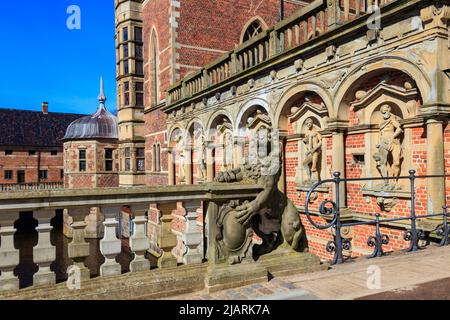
[
  {"xmin": 235, "ymin": 98, "xmax": 274, "ymax": 133},
  {"xmin": 168, "ymin": 126, "xmax": 184, "ymax": 147},
  {"xmin": 334, "ymin": 56, "xmax": 431, "ymax": 120},
  {"xmin": 205, "ymin": 109, "xmax": 234, "ymax": 139},
  {"xmin": 275, "ymin": 82, "xmax": 333, "ymax": 130}
]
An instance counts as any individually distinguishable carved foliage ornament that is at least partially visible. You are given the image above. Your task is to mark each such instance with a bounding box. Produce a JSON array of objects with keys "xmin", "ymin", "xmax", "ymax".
[{"xmin": 420, "ymin": 4, "xmax": 450, "ymax": 28}]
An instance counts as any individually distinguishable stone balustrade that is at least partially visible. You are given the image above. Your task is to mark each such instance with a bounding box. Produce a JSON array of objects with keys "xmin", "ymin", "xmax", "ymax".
[{"xmin": 0, "ymin": 183, "xmax": 261, "ymax": 292}]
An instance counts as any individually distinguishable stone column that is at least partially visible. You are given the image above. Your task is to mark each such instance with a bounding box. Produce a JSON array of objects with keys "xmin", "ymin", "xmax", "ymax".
[
  {"xmin": 99, "ymin": 206, "xmax": 122, "ymax": 276},
  {"xmin": 67, "ymin": 208, "xmax": 90, "ymax": 281},
  {"xmin": 181, "ymin": 201, "xmax": 203, "ymax": 265},
  {"xmin": 130, "ymin": 204, "xmax": 150, "ymax": 272},
  {"xmin": 328, "ymin": 120, "xmax": 348, "ymax": 209},
  {"xmin": 426, "ymin": 118, "xmax": 446, "ymax": 218},
  {"xmin": 156, "ymin": 203, "xmax": 178, "ymax": 268},
  {"xmin": 167, "ymin": 148, "xmax": 175, "ymax": 186},
  {"xmin": 0, "ymin": 211, "xmax": 19, "ymax": 291},
  {"xmin": 33, "ymin": 210, "xmax": 56, "ymax": 286},
  {"xmin": 184, "ymin": 147, "xmax": 193, "ymax": 185},
  {"xmin": 206, "ymin": 142, "xmax": 215, "ymax": 182},
  {"xmin": 233, "ymin": 137, "xmax": 244, "ymax": 168}
]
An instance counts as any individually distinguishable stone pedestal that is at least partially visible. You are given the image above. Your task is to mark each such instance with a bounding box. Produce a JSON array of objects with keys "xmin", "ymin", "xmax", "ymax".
[
  {"xmin": 33, "ymin": 210, "xmax": 56, "ymax": 287},
  {"xmin": 100, "ymin": 206, "xmax": 122, "ymax": 276},
  {"xmin": 205, "ymin": 262, "xmax": 268, "ymax": 293},
  {"xmin": 130, "ymin": 204, "xmax": 150, "ymax": 272},
  {"xmin": 0, "ymin": 211, "xmax": 19, "ymax": 291},
  {"xmin": 67, "ymin": 208, "xmax": 91, "ymax": 281},
  {"xmin": 256, "ymin": 248, "xmax": 327, "ymax": 278},
  {"xmin": 157, "ymin": 203, "xmax": 178, "ymax": 268}
]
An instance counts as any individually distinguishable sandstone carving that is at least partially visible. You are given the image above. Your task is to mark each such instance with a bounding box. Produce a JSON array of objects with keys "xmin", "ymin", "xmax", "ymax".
[
  {"xmin": 373, "ymin": 104, "xmax": 403, "ymax": 190},
  {"xmin": 302, "ymin": 118, "xmax": 322, "ymax": 183},
  {"xmin": 215, "ymin": 150, "xmax": 308, "ymax": 262}
]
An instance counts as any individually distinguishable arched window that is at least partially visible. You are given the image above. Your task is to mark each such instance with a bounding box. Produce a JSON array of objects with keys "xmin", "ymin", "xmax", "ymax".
[
  {"xmin": 242, "ymin": 20, "xmax": 264, "ymax": 43},
  {"xmin": 150, "ymin": 30, "xmax": 159, "ymax": 106}
]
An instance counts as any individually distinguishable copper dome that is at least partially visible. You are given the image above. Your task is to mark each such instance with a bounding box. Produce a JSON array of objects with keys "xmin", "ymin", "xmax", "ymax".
[{"xmin": 63, "ymin": 78, "xmax": 118, "ymax": 141}]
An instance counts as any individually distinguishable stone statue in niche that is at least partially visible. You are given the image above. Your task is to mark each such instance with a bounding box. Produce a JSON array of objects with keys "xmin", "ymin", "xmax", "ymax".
[
  {"xmin": 223, "ymin": 132, "xmax": 234, "ymax": 171},
  {"xmin": 197, "ymin": 133, "xmax": 207, "ymax": 182},
  {"xmin": 302, "ymin": 118, "xmax": 322, "ymax": 183},
  {"xmin": 176, "ymin": 135, "xmax": 186, "ymax": 183},
  {"xmin": 373, "ymin": 104, "xmax": 403, "ymax": 190},
  {"xmin": 215, "ymin": 147, "xmax": 308, "ymax": 263}
]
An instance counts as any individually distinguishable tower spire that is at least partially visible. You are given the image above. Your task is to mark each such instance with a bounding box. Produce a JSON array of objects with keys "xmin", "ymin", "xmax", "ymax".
[{"xmin": 98, "ymin": 76, "xmax": 107, "ymax": 105}]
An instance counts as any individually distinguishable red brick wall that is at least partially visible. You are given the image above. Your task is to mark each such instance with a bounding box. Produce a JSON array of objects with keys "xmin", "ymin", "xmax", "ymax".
[{"xmin": 0, "ymin": 147, "xmax": 63, "ymax": 184}]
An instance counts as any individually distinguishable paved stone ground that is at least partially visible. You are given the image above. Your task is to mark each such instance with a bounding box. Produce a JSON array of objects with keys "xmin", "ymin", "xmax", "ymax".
[{"xmin": 162, "ymin": 244, "xmax": 450, "ymax": 300}]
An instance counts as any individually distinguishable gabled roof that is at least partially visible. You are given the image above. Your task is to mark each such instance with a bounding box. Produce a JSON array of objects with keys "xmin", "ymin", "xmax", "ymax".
[{"xmin": 0, "ymin": 108, "xmax": 86, "ymax": 148}]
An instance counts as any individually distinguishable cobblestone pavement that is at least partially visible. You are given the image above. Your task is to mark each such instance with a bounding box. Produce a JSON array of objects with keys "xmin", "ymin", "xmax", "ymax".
[{"xmin": 162, "ymin": 244, "xmax": 450, "ymax": 300}]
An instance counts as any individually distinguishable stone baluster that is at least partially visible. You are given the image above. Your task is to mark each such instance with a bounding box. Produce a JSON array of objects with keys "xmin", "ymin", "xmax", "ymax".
[
  {"xmin": 99, "ymin": 206, "xmax": 122, "ymax": 276},
  {"xmin": 0, "ymin": 211, "xmax": 19, "ymax": 291},
  {"xmin": 156, "ymin": 203, "xmax": 178, "ymax": 268},
  {"xmin": 182, "ymin": 201, "xmax": 203, "ymax": 265},
  {"xmin": 130, "ymin": 204, "xmax": 150, "ymax": 272},
  {"xmin": 33, "ymin": 210, "xmax": 56, "ymax": 286},
  {"xmin": 67, "ymin": 208, "xmax": 90, "ymax": 281}
]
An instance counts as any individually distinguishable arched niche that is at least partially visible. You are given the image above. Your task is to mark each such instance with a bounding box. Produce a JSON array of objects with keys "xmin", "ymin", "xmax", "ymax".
[
  {"xmin": 208, "ymin": 114, "xmax": 234, "ymax": 173},
  {"xmin": 187, "ymin": 121, "xmax": 206, "ymax": 183},
  {"xmin": 338, "ymin": 68, "xmax": 423, "ymax": 195},
  {"xmin": 237, "ymin": 105, "xmax": 272, "ymax": 166},
  {"xmin": 277, "ymin": 90, "xmax": 330, "ymax": 193}
]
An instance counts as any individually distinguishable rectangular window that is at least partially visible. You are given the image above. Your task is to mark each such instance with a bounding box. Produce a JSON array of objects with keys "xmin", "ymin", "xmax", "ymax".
[
  {"xmin": 136, "ymin": 93, "xmax": 144, "ymax": 108},
  {"xmin": 39, "ymin": 170, "xmax": 48, "ymax": 180},
  {"xmin": 5, "ymin": 150, "xmax": 12, "ymax": 155},
  {"xmin": 135, "ymin": 44, "xmax": 143, "ymax": 59},
  {"xmin": 123, "ymin": 44, "xmax": 129, "ymax": 59},
  {"xmin": 135, "ymin": 27, "xmax": 142, "ymax": 42},
  {"xmin": 125, "ymin": 147, "xmax": 131, "ymax": 171},
  {"xmin": 136, "ymin": 61, "xmax": 143, "ymax": 75},
  {"xmin": 4, "ymin": 170, "xmax": 13, "ymax": 180},
  {"xmin": 124, "ymin": 60, "xmax": 129, "ymax": 74},
  {"xmin": 79, "ymin": 149, "xmax": 86, "ymax": 172},
  {"xmin": 105, "ymin": 149, "xmax": 114, "ymax": 171},
  {"xmin": 136, "ymin": 82, "xmax": 144, "ymax": 92},
  {"xmin": 136, "ymin": 148, "xmax": 145, "ymax": 172},
  {"xmin": 123, "ymin": 27, "xmax": 128, "ymax": 42},
  {"xmin": 51, "ymin": 150, "xmax": 58, "ymax": 156},
  {"xmin": 60, "ymin": 169, "xmax": 64, "ymax": 179},
  {"xmin": 28, "ymin": 150, "xmax": 36, "ymax": 156},
  {"xmin": 124, "ymin": 81, "xmax": 130, "ymax": 106}
]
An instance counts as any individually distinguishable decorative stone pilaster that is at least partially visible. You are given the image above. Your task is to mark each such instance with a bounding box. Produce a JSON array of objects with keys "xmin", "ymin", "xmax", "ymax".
[
  {"xmin": 67, "ymin": 208, "xmax": 90, "ymax": 281},
  {"xmin": 206, "ymin": 141, "xmax": 215, "ymax": 182},
  {"xmin": 130, "ymin": 204, "xmax": 150, "ymax": 272},
  {"xmin": 182, "ymin": 201, "xmax": 203, "ymax": 265},
  {"xmin": 167, "ymin": 148, "xmax": 175, "ymax": 186},
  {"xmin": 157, "ymin": 203, "xmax": 178, "ymax": 268},
  {"xmin": 33, "ymin": 210, "xmax": 56, "ymax": 287},
  {"xmin": 0, "ymin": 211, "xmax": 19, "ymax": 291},
  {"xmin": 426, "ymin": 118, "xmax": 446, "ymax": 218},
  {"xmin": 100, "ymin": 206, "xmax": 122, "ymax": 276},
  {"xmin": 233, "ymin": 137, "xmax": 245, "ymax": 169},
  {"xmin": 328, "ymin": 120, "xmax": 348, "ymax": 208},
  {"xmin": 184, "ymin": 146, "xmax": 193, "ymax": 185}
]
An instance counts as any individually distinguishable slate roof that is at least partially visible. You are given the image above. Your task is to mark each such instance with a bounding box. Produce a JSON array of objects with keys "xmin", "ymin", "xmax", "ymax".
[{"xmin": 0, "ymin": 108, "xmax": 86, "ymax": 147}]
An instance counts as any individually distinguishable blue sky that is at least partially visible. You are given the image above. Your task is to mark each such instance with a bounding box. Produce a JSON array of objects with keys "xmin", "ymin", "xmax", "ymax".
[{"xmin": 0, "ymin": 1, "xmax": 116, "ymax": 115}]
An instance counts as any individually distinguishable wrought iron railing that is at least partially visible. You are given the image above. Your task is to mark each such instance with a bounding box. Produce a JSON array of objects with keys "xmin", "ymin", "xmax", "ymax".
[{"xmin": 304, "ymin": 170, "xmax": 450, "ymax": 264}]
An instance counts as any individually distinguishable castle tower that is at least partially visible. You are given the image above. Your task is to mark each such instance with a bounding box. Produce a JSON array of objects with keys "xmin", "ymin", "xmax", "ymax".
[{"xmin": 115, "ymin": 0, "xmax": 146, "ymax": 186}]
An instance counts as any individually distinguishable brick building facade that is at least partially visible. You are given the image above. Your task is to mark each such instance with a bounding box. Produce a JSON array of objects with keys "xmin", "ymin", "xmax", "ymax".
[{"xmin": 0, "ymin": 104, "xmax": 84, "ymax": 188}]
